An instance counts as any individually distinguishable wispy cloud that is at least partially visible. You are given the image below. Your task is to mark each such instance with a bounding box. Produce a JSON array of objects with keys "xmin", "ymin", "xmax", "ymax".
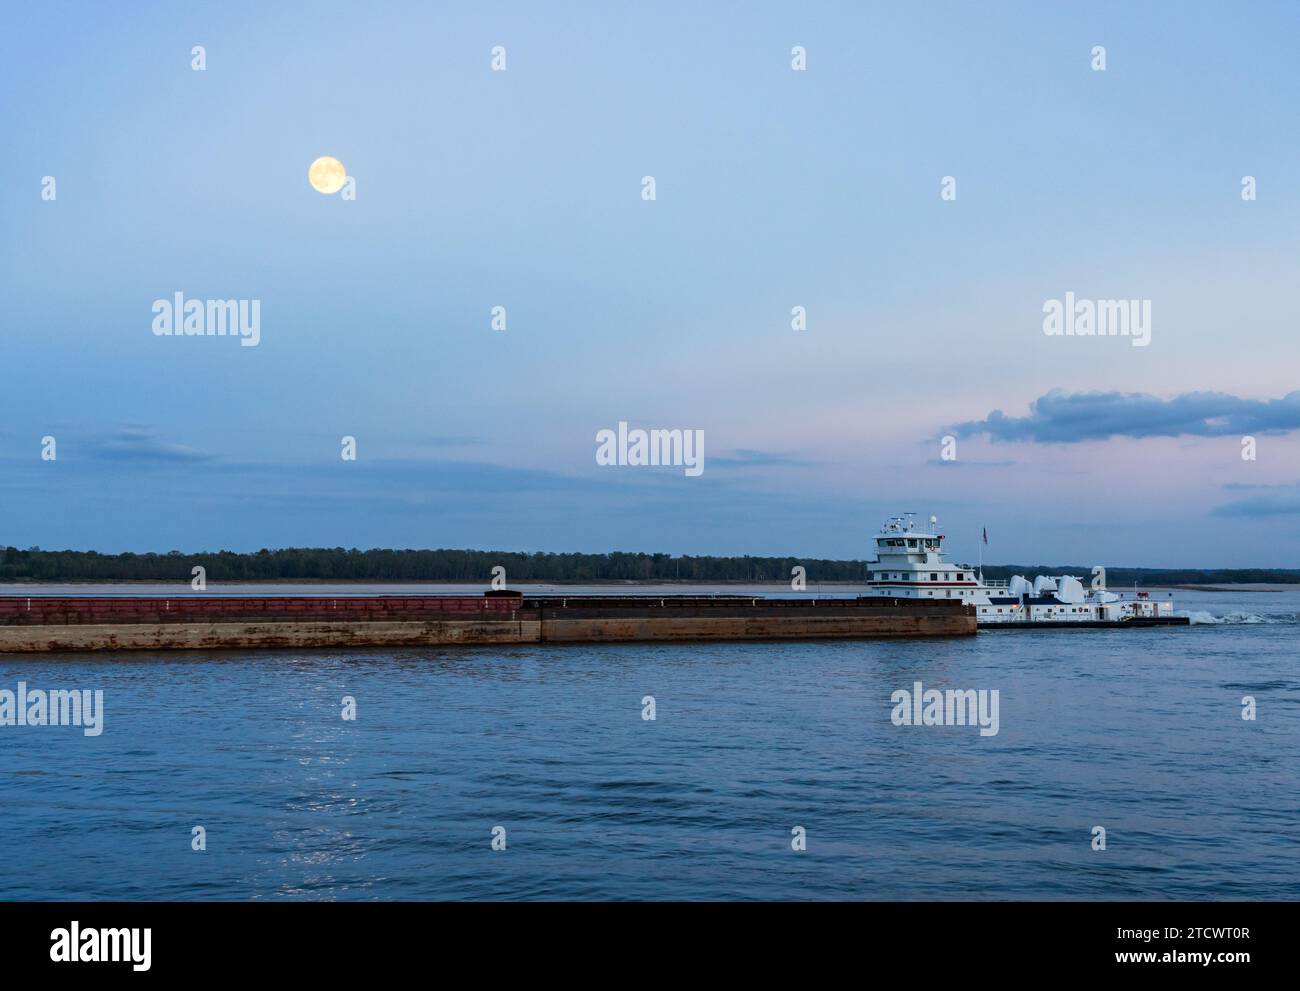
[
  {"xmin": 91, "ymin": 427, "xmax": 215, "ymax": 463},
  {"xmin": 0, "ymin": 446, "xmax": 870, "ymax": 555},
  {"xmin": 1213, "ymin": 483, "xmax": 1300, "ymax": 517},
  {"xmin": 710, "ymin": 449, "xmax": 817, "ymax": 468},
  {"xmin": 925, "ymin": 459, "xmax": 1017, "ymax": 468},
  {"xmin": 950, "ymin": 389, "xmax": 1300, "ymax": 443},
  {"xmin": 408, "ymin": 434, "xmax": 483, "ymax": 448}
]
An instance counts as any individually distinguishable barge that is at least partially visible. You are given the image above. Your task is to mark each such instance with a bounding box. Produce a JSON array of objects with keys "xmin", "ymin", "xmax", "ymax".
[{"xmin": 0, "ymin": 592, "xmax": 975, "ymax": 653}]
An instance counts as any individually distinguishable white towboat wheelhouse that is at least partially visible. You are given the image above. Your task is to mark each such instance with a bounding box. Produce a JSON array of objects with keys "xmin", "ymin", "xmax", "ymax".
[{"xmin": 862, "ymin": 514, "xmax": 1179, "ymax": 626}]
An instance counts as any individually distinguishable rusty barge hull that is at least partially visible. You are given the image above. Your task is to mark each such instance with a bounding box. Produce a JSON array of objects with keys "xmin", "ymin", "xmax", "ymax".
[{"xmin": 0, "ymin": 594, "xmax": 975, "ymax": 653}]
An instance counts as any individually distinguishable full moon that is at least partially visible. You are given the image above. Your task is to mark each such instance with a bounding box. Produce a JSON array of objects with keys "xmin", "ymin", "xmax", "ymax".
[{"xmin": 308, "ymin": 156, "xmax": 347, "ymax": 194}]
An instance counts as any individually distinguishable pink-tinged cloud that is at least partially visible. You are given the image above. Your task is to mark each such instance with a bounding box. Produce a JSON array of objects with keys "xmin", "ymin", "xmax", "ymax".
[{"xmin": 951, "ymin": 389, "xmax": 1300, "ymax": 443}]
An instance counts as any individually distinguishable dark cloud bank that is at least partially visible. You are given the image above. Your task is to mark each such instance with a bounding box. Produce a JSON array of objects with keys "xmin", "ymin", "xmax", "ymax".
[{"xmin": 952, "ymin": 389, "xmax": 1300, "ymax": 443}]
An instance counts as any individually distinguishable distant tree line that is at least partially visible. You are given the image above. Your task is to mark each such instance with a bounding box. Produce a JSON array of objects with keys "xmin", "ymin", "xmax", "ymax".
[
  {"xmin": 0, "ymin": 546, "xmax": 863, "ymax": 583},
  {"xmin": 1, "ymin": 545, "xmax": 1297, "ymax": 585}
]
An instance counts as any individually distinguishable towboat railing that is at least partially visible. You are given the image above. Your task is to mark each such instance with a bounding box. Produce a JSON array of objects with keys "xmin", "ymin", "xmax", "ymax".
[{"xmin": 975, "ymin": 581, "xmax": 1172, "ymax": 601}]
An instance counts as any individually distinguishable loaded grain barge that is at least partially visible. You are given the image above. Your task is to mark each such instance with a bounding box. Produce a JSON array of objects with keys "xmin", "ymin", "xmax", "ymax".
[{"xmin": 0, "ymin": 592, "xmax": 974, "ymax": 653}]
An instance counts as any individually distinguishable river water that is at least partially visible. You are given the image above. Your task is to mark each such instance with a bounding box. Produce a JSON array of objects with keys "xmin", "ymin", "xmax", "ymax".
[{"xmin": 1, "ymin": 584, "xmax": 1296, "ymax": 900}]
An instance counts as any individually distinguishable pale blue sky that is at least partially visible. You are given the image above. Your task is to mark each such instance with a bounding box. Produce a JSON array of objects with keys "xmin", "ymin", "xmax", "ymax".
[{"xmin": 3, "ymin": 1, "xmax": 1298, "ymax": 566}]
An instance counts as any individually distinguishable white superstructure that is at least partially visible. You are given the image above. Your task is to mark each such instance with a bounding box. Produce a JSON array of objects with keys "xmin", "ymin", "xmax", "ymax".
[{"xmin": 862, "ymin": 514, "xmax": 1178, "ymax": 626}]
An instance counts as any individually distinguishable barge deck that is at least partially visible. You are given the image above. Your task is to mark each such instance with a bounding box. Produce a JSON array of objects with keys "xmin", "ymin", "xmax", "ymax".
[{"xmin": 0, "ymin": 593, "xmax": 975, "ymax": 653}]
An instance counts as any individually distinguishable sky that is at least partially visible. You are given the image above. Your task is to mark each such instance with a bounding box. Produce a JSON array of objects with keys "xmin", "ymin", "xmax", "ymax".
[{"xmin": 2, "ymin": 1, "xmax": 1299, "ymax": 567}]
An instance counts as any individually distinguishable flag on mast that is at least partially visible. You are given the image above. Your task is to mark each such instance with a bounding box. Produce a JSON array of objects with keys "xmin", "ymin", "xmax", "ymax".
[{"xmin": 982, "ymin": 527, "xmax": 988, "ymax": 545}]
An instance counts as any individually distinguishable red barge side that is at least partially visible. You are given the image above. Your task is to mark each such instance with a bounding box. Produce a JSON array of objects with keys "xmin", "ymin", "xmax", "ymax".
[{"xmin": 0, "ymin": 593, "xmax": 974, "ymax": 653}]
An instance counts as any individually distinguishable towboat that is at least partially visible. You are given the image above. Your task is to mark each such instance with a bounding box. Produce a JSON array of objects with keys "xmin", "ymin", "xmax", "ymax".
[{"xmin": 862, "ymin": 514, "xmax": 1189, "ymax": 628}]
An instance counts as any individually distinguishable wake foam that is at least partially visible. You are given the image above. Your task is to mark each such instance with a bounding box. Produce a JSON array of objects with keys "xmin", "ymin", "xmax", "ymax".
[{"xmin": 1181, "ymin": 610, "xmax": 1299, "ymax": 625}]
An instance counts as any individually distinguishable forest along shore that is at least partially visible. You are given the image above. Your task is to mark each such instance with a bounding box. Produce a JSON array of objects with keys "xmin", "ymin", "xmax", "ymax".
[{"xmin": 2, "ymin": 546, "xmax": 1298, "ymax": 586}]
